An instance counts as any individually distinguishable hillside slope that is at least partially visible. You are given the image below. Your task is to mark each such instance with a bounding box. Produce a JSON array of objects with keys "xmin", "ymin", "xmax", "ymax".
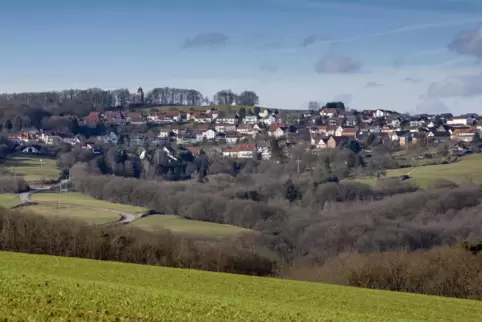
[{"xmin": 1, "ymin": 252, "xmax": 481, "ymax": 321}]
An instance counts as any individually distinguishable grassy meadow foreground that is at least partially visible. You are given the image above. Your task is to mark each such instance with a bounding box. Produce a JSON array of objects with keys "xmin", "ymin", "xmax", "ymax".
[
  {"xmin": 359, "ymin": 153, "xmax": 482, "ymax": 188},
  {"xmin": 1, "ymin": 252, "xmax": 481, "ymax": 321}
]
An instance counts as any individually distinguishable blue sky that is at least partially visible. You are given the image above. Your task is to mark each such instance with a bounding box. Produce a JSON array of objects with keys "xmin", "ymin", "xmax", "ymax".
[{"xmin": 1, "ymin": 0, "xmax": 482, "ymax": 113}]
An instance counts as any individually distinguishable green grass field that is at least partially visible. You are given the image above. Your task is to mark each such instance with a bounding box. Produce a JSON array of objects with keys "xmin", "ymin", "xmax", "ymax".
[
  {"xmin": 1, "ymin": 251, "xmax": 481, "ymax": 321},
  {"xmin": 31, "ymin": 192, "xmax": 146, "ymax": 213},
  {"xmin": 359, "ymin": 153, "xmax": 482, "ymax": 188},
  {"xmin": 132, "ymin": 215, "xmax": 251, "ymax": 238},
  {"xmin": 0, "ymin": 194, "xmax": 20, "ymax": 208},
  {"xmin": 1, "ymin": 154, "xmax": 58, "ymax": 182},
  {"xmin": 25, "ymin": 204, "xmax": 120, "ymax": 225}
]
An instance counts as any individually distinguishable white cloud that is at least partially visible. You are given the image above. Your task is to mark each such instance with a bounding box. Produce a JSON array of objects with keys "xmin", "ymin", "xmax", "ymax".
[
  {"xmin": 427, "ymin": 73, "xmax": 482, "ymax": 98},
  {"xmin": 449, "ymin": 25, "xmax": 482, "ymax": 57}
]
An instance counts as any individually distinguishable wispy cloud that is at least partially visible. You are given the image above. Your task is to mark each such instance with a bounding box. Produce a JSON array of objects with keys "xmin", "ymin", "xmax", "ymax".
[
  {"xmin": 182, "ymin": 32, "xmax": 228, "ymax": 49},
  {"xmin": 259, "ymin": 63, "xmax": 278, "ymax": 73},
  {"xmin": 314, "ymin": 55, "xmax": 361, "ymax": 73},
  {"xmin": 270, "ymin": 0, "xmax": 482, "ymax": 14},
  {"xmin": 319, "ymin": 20, "xmax": 482, "ymax": 46},
  {"xmin": 365, "ymin": 82, "xmax": 383, "ymax": 87},
  {"xmin": 300, "ymin": 34, "xmax": 327, "ymax": 47}
]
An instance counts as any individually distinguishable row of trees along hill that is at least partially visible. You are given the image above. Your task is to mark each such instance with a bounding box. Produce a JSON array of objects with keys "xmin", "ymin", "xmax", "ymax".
[{"xmin": 0, "ymin": 88, "xmax": 259, "ymax": 126}]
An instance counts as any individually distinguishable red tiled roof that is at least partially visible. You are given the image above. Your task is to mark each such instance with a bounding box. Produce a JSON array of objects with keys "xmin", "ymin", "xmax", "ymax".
[{"xmin": 186, "ymin": 146, "xmax": 201, "ymax": 154}]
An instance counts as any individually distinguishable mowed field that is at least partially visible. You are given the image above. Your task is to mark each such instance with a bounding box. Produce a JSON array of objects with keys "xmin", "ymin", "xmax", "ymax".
[
  {"xmin": 25, "ymin": 204, "xmax": 120, "ymax": 225},
  {"xmin": 0, "ymin": 194, "xmax": 20, "ymax": 208},
  {"xmin": 1, "ymin": 154, "xmax": 58, "ymax": 182},
  {"xmin": 1, "ymin": 252, "xmax": 481, "ymax": 321},
  {"xmin": 132, "ymin": 215, "xmax": 251, "ymax": 238},
  {"xmin": 31, "ymin": 192, "xmax": 146, "ymax": 213},
  {"xmin": 358, "ymin": 153, "xmax": 482, "ymax": 188},
  {"xmin": 31, "ymin": 192, "xmax": 251, "ymax": 237}
]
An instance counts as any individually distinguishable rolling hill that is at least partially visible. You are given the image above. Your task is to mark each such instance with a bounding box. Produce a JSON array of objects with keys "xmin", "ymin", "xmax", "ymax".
[{"xmin": 1, "ymin": 251, "xmax": 481, "ymax": 321}]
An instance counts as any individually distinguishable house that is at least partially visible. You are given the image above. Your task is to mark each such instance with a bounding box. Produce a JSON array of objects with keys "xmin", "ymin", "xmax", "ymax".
[
  {"xmin": 40, "ymin": 131, "xmax": 61, "ymax": 144},
  {"xmin": 177, "ymin": 133, "xmax": 199, "ymax": 145},
  {"xmin": 104, "ymin": 111, "xmax": 124, "ymax": 124},
  {"xmin": 225, "ymin": 133, "xmax": 239, "ymax": 144},
  {"xmin": 243, "ymin": 115, "xmax": 258, "ymax": 124},
  {"xmin": 171, "ymin": 126, "xmax": 187, "ymax": 136},
  {"xmin": 387, "ymin": 115, "xmax": 401, "ymax": 127},
  {"xmin": 311, "ymin": 135, "xmax": 328, "ymax": 149},
  {"xmin": 193, "ymin": 112, "xmax": 212, "ymax": 123},
  {"xmin": 268, "ymin": 123, "xmax": 287, "ymax": 138},
  {"xmin": 334, "ymin": 126, "xmax": 356, "ymax": 138},
  {"xmin": 262, "ymin": 115, "xmax": 277, "ymax": 125},
  {"xmin": 165, "ymin": 110, "xmax": 185, "ymax": 122},
  {"xmin": 216, "ymin": 112, "xmax": 238, "ymax": 125},
  {"xmin": 254, "ymin": 142, "xmax": 271, "ymax": 160},
  {"xmin": 20, "ymin": 128, "xmax": 40, "ymax": 142},
  {"xmin": 345, "ymin": 115, "xmax": 358, "ymax": 127},
  {"xmin": 60, "ymin": 133, "xmax": 81, "ymax": 145},
  {"xmin": 326, "ymin": 136, "xmax": 349, "ymax": 148},
  {"xmin": 446, "ymin": 115, "xmax": 476, "ymax": 126},
  {"xmin": 221, "ymin": 144, "xmax": 255, "ymax": 159},
  {"xmin": 186, "ymin": 146, "xmax": 201, "ymax": 155},
  {"xmin": 158, "ymin": 128, "xmax": 173, "ymax": 138},
  {"xmin": 342, "ymin": 127, "xmax": 357, "ymax": 138},
  {"xmin": 451, "ymin": 127, "xmax": 478, "ymax": 142},
  {"xmin": 237, "ymin": 123, "xmax": 255, "ymax": 136},
  {"xmin": 215, "ymin": 123, "xmax": 237, "ymax": 133},
  {"xmin": 320, "ymin": 107, "xmax": 339, "ymax": 118},
  {"xmin": 22, "ymin": 146, "xmax": 40, "ymax": 154},
  {"xmin": 98, "ymin": 132, "xmax": 118, "ymax": 145},
  {"xmin": 126, "ymin": 112, "xmax": 145, "ymax": 124},
  {"xmin": 374, "ymin": 109, "xmax": 389, "ymax": 118},
  {"xmin": 391, "ymin": 131, "xmax": 412, "ymax": 146},
  {"xmin": 82, "ymin": 143, "xmax": 102, "ymax": 154},
  {"xmin": 258, "ymin": 108, "xmax": 271, "ymax": 118},
  {"xmin": 82, "ymin": 112, "xmax": 101, "ymax": 127},
  {"xmin": 202, "ymin": 129, "xmax": 217, "ymax": 140}
]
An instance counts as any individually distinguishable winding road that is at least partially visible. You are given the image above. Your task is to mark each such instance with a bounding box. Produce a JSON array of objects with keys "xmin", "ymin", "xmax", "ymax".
[{"xmin": 13, "ymin": 182, "xmax": 141, "ymax": 226}]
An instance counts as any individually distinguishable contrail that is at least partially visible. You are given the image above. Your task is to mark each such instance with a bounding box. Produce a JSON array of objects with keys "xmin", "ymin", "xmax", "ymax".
[
  {"xmin": 269, "ymin": 0, "xmax": 481, "ymax": 50},
  {"xmin": 313, "ymin": 19, "xmax": 482, "ymax": 46}
]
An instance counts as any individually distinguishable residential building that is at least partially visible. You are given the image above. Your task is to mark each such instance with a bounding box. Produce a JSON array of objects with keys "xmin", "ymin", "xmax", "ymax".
[
  {"xmin": 243, "ymin": 115, "xmax": 258, "ymax": 124},
  {"xmin": 391, "ymin": 131, "xmax": 412, "ymax": 146},
  {"xmin": 216, "ymin": 112, "xmax": 238, "ymax": 125},
  {"xmin": 215, "ymin": 123, "xmax": 237, "ymax": 133},
  {"xmin": 126, "ymin": 112, "xmax": 145, "ymax": 124},
  {"xmin": 158, "ymin": 129, "xmax": 173, "ymax": 138},
  {"xmin": 82, "ymin": 112, "xmax": 101, "ymax": 126},
  {"xmin": 221, "ymin": 144, "xmax": 255, "ymax": 159},
  {"xmin": 98, "ymin": 132, "xmax": 118, "ymax": 145},
  {"xmin": 104, "ymin": 111, "xmax": 124, "ymax": 124},
  {"xmin": 320, "ymin": 107, "xmax": 339, "ymax": 118},
  {"xmin": 202, "ymin": 129, "xmax": 217, "ymax": 140},
  {"xmin": 451, "ymin": 127, "xmax": 478, "ymax": 142}
]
